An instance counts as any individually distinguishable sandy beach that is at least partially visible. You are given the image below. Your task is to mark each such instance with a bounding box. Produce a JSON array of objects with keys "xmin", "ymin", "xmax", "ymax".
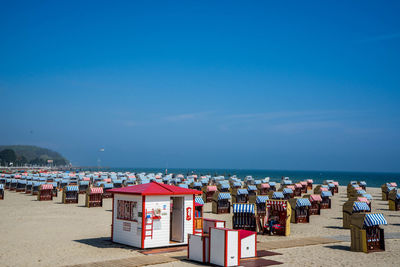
[{"xmin": 0, "ymin": 185, "xmax": 399, "ymax": 267}]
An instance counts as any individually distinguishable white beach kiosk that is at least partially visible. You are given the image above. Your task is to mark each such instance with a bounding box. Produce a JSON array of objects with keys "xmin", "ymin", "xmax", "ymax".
[{"xmin": 108, "ymin": 181, "xmax": 202, "ymax": 249}]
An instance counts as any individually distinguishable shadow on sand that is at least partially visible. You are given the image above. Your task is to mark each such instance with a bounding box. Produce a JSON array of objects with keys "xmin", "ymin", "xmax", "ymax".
[
  {"xmin": 325, "ymin": 245, "xmax": 349, "ymax": 251},
  {"xmin": 324, "ymin": 226, "xmax": 344, "ymax": 229},
  {"xmin": 74, "ymin": 237, "xmax": 137, "ymax": 250}
]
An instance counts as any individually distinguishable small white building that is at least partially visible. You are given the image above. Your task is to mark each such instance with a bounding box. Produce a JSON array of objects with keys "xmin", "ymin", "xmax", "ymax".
[{"xmin": 108, "ymin": 181, "xmax": 202, "ymax": 249}]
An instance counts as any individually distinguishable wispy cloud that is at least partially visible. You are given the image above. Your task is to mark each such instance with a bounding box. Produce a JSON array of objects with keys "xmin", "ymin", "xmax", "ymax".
[
  {"xmin": 164, "ymin": 112, "xmax": 211, "ymax": 122},
  {"xmin": 357, "ymin": 32, "xmax": 400, "ymax": 43}
]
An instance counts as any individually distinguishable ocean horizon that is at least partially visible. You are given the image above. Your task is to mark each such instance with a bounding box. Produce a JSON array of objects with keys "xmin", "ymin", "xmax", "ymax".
[{"xmin": 77, "ymin": 167, "xmax": 400, "ymax": 188}]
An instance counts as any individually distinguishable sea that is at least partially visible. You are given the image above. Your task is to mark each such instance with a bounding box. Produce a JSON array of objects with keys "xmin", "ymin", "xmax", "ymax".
[{"xmin": 84, "ymin": 167, "xmax": 400, "ymax": 188}]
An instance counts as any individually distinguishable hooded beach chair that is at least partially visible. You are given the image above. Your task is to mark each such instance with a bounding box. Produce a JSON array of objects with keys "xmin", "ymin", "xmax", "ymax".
[
  {"xmin": 85, "ymin": 187, "xmax": 103, "ymax": 207},
  {"xmin": 212, "ymin": 192, "xmax": 231, "ymax": 214},
  {"xmin": 350, "ymin": 213, "xmax": 387, "ymax": 252}
]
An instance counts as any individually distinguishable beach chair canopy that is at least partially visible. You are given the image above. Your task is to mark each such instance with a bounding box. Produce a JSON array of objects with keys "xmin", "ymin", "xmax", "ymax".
[
  {"xmin": 66, "ymin": 185, "xmax": 78, "ymax": 191},
  {"xmin": 260, "ymin": 183, "xmax": 270, "ymax": 188},
  {"xmin": 178, "ymin": 184, "xmax": 189, "ymax": 189},
  {"xmin": 309, "ymin": 194, "xmax": 322, "ymax": 202},
  {"xmin": 247, "ymin": 185, "xmax": 257, "ymax": 191},
  {"xmin": 266, "ymin": 200, "xmax": 287, "ymax": 211},
  {"xmin": 269, "ymin": 182, "xmax": 276, "ymax": 186},
  {"xmin": 90, "ymin": 187, "xmax": 103, "ymax": 194},
  {"xmin": 206, "ymin": 186, "xmax": 217, "ymax": 192},
  {"xmin": 256, "ymin": 195, "xmax": 269, "ymax": 203},
  {"xmin": 389, "ymin": 182, "xmax": 397, "ymax": 187},
  {"xmin": 353, "ymin": 201, "xmax": 371, "ymax": 212},
  {"xmin": 300, "ymin": 181, "xmax": 307, "ymax": 186},
  {"xmin": 295, "ymin": 183, "xmax": 302, "ymax": 188},
  {"xmin": 41, "ymin": 184, "xmax": 53, "ymax": 190},
  {"xmin": 237, "ymin": 189, "xmax": 249, "ymax": 195},
  {"xmin": 359, "ymin": 181, "xmax": 367, "ymax": 186},
  {"xmin": 357, "ymin": 190, "xmax": 367, "ymax": 195},
  {"xmin": 233, "ymin": 182, "xmax": 242, "ymax": 187},
  {"xmin": 195, "ymin": 196, "xmax": 204, "ymax": 205},
  {"xmin": 282, "ymin": 180, "xmax": 292, "ymax": 185},
  {"xmin": 306, "ymin": 179, "xmax": 313, "ymax": 183},
  {"xmin": 219, "ymin": 183, "xmax": 230, "ymax": 189},
  {"xmin": 328, "ymin": 183, "xmax": 335, "ymax": 188},
  {"xmin": 283, "ymin": 188, "xmax": 293, "ymax": 194},
  {"xmin": 362, "ymin": 193, "xmax": 373, "ymax": 200},
  {"xmin": 218, "ymin": 192, "xmax": 231, "ymax": 200},
  {"xmin": 387, "ymin": 186, "xmax": 396, "ymax": 192},
  {"xmin": 296, "ymin": 198, "xmax": 311, "ymax": 208},
  {"xmin": 254, "ymin": 180, "xmax": 261, "ymax": 185},
  {"xmin": 357, "ymin": 197, "xmax": 369, "ymax": 203},
  {"xmin": 233, "ymin": 203, "xmax": 255, "ymax": 214},
  {"xmin": 103, "ymin": 183, "xmax": 114, "ymax": 189},
  {"xmin": 79, "ymin": 181, "xmax": 89, "ymax": 185},
  {"xmin": 321, "ymin": 191, "xmax": 332, "ymax": 197},
  {"xmin": 352, "ymin": 213, "xmax": 387, "ymax": 228},
  {"xmin": 193, "ymin": 182, "xmax": 202, "ymax": 187},
  {"xmin": 272, "ymin": 192, "xmax": 285, "ymax": 199}
]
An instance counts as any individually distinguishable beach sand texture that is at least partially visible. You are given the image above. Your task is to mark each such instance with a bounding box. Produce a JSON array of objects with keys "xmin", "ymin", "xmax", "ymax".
[{"xmin": 0, "ymin": 185, "xmax": 399, "ymax": 267}]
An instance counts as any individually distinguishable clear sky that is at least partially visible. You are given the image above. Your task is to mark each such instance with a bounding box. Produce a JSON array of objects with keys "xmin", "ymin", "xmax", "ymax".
[{"xmin": 1, "ymin": 1, "xmax": 399, "ymax": 172}]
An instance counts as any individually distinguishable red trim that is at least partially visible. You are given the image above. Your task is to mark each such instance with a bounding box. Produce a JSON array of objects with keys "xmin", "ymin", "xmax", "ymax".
[
  {"xmin": 224, "ymin": 230, "xmax": 227, "ymax": 267},
  {"xmin": 202, "ymin": 236, "xmax": 206, "ymax": 262},
  {"xmin": 111, "ymin": 196, "xmax": 114, "ymax": 242},
  {"xmin": 192, "ymin": 195, "xmax": 195, "ymax": 234},
  {"xmin": 141, "ymin": 195, "xmax": 145, "ymax": 249},
  {"xmin": 187, "ymin": 234, "xmax": 190, "ymax": 259},
  {"xmin": 255, "ymin": 232, "xmax": 257, "ymax": 257},
  {"xmin": 237, "ymin": 231, "xmax": 241, "ymax": 265}
]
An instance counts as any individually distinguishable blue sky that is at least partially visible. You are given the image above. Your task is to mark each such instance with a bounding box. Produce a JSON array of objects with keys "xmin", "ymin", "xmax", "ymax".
[{"xmin": 1, "ymin": 1, "xmax": 399, "ymax": 172}]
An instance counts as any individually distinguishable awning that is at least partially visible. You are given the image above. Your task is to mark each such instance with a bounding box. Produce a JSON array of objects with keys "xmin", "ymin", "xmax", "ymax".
[
  {"xmin": 362, "ymin": 193, "xmax": 373, "ymax": 200},
  {"xmin": 272, "ymin": 192, "xmax": 285, "ymax": 199},
  {"xmin": 389, "ymin": 182, "xmax": 397, "ymax": 187},
  {"xmin": 282, "ymin": 180, "xmax": 292, "ymax": 185},
  {"xmin": 353, "ymin": 201, "xmax": 370, "ymax": 212},
  {"xmin": 256, "ymin": 195, "xmax": 269, "ymax": 203},
  {"xmin": 328, "ymin": 183, "xmax": 335, "ymax": 188},
  {"xmin": 233, "ymin": 203, "xmax": 255, "ymax": 213},
  {"xmin": 357, "ymin": 190, "xmax": 366, "ymax": 195},
  {"xmin": 320, "ymin": 187, "xmax": 328, "ymax": 191},
  {"xmin": 269, "ymin": 182, "xmax": 276, "ymax": 186},
  {"xmin": 295, "ymin": 183, "xmax": 302, "ymax": 188},
  {"xmin": 333, "ymin": 182, "xmax": 339, "ymax": 186},
  {"xmin": 364, "ymin": 213, "xmax": 387, "ymax": 227},
  {"xmin": 359, "ymin": 181, "xmax": 367, "ymax": 186},
  {"xmin": 237, "ymin": 189, "xmax": 249, "ymax": 195},
  {"xmin": 79, "ymin": 181, "xmax": 89, "ymax": 185},
  {"xmin": 233, "ymin": 182, "xmax": 242, "ymax": 187},
  {"xmin": 66, "ymin": 186, "xmax": 78, "ymax": 191},
  {"xmin": 286, "ymin": 185, "xmax": 295, "ymax": 190},
  {"xmin": 260, "ymin": 183, "xmax": 270, "ymax": 189},
  {"xmin": 220, "ymin": 184, "xmax": 230, "ymax": 189},
  {"xmin": 247, "ymin": 185, "xmax": 257, "ymax": 191},
  {"xmin": 218, "ymin": 192, "xmax": 231, "ymax": 200},
  {"xmin": 306, "ymin": 179, "xmax": 313, "ymax": 183},
  {"xmin": 178, "ymin": 184, "xmax": 189, "ymax": 189},
  {"xmin": 357, "ymin": 197, "xmax": 369, "ymax": 204},
  {"xmin": 266, "ymin": 200, "xmax": 287, "ymax": 211},
  {"xmin": 41, "ymin": 184, "xmax": 53, "ymax": 190},
  {"xmin": 195, "ymin": 196, "xmax": 205, "ymax": 205},
  {"xmin": 321, "ymin": 191, "xmax": 332, "ymax": 197},
  {"xmin": 310, "ymin": 194, "xmax": 322, "ymax": 202},
  {"xmin": 296, "ymin": 198, "xmax": 311, "ymax": 207},
  {"xmin": 283, "ymin": 188, "xmax": 293, "ymax": 194},
  {"xmin": 206, "ymin": 186, "xmax": 217, "ymax": 192},
  {"xmin": 300, "ymin": 181, "xmax": 307, "ymax": 186},
  {"xmin": 193, "ymin": 182, "xmax": 202, "ymax": 187},
  {"xmin": 90, "ymin": 187, "xmax": 103, "ymax": 194}
]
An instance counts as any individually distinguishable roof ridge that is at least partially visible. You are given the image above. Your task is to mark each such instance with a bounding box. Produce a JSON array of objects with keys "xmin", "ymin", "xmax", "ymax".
[{"xmin": 151, "ymin": 181, "xmax": 174, "ymax": 193}]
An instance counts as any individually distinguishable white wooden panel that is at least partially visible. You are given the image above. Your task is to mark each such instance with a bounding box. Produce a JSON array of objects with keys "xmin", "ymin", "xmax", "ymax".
[
  {"xmin": 240, "ymin": 235, "xmax": 256, "ymax": 258},
  {"xmin": 113, "ymin": 194, "xmax": 142, "ymax": 248},
  {"xmin": 210, "ymin": 228, "xmax": 225, "ymax": 266},
  {"xmin": 142, "ymin": 195, "xmax": 170, "ymax": 248},
  {"xmin": 227, "ymin": 231, "xmax": 239, "ymax": 266},
  {"xmin": 188, "ymin": 234, "xmax": 203, "ymax": 262}
]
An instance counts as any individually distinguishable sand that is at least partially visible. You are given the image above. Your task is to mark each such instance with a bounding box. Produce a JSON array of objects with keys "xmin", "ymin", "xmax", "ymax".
[{"xmin": 0, "ymin": 186, "xmax": 399, "ymax": 267}]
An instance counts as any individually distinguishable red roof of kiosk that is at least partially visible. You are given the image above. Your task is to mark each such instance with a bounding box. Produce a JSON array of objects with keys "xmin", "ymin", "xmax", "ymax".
[{"xmin": 107, "ymin": 181, "xmax": 202, "ymax": 196}]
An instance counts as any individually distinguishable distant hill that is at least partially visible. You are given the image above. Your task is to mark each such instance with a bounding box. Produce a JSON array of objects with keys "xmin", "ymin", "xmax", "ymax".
[{"xmin": 0, "ymin": 145, "xmax": 69, "ymax": 166}]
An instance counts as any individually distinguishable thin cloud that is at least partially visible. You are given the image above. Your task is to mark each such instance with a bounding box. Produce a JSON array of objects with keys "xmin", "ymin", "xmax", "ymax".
[
  {"xmin": 357, "ymin": 32, "xmax": 400, "ymax": 43},
  {"xmin": 164, "ymin": 112, "xmax": 211, "ymax": 122}
]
